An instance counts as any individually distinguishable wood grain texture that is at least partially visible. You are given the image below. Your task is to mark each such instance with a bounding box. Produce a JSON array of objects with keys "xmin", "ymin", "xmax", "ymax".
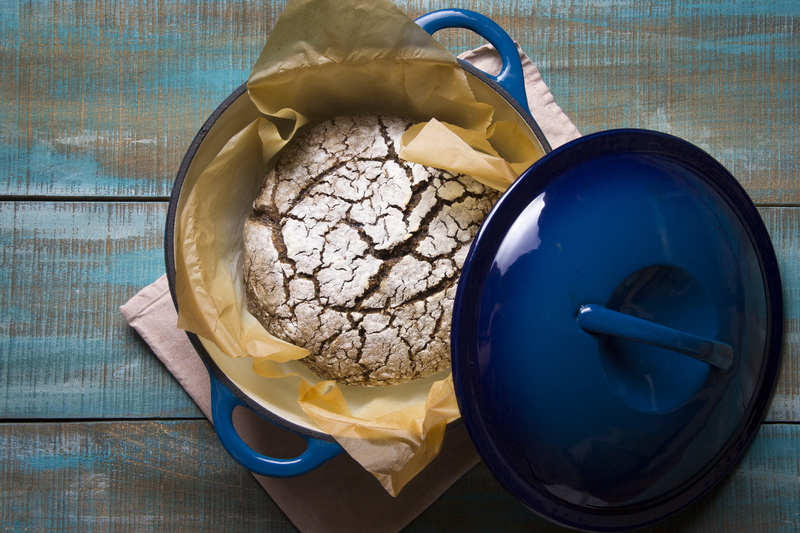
[
  {"xmin": 408, "ymin": 0, "xmax": 800, "ymax": 205},
  {"xmin": 1, "ymin": 202, "xmax": 798, "ymax": 421},
  {"xmin": 0, "ymin": 420, "xmax": 296, "ymax": 532},
  {"xmin": 0, "ymin": 201, "xmax": 202, "ymax": 419},
  {"xmin": 2, "ymin": 0, "xmax": 797, "ymax": 202},
  {"xmin": 0, "ymin": 420, "xmax": 797, "ymax": 532},
  {"xmin": 0, "ymin": 0, "xmax": 287, "ymax": 197},
  {"xmin": 763, "ymin": 207, "xmax": 800, "ymax": 421}
]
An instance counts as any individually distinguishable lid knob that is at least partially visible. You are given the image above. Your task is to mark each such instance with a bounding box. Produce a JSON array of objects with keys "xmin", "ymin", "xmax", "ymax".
[{"xmin": 577, "ymin": 303, "xmax": 733, "ymax": 371}]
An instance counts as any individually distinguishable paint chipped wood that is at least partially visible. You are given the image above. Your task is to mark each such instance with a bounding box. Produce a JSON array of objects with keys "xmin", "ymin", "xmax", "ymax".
[
  {"xmin": 0, "ymin": 202, "xmax": 798, "ymax": 422},
  {"xmin": 0, "ymin": 421, "xmax": 797, "ymax": 532},
  {"xmin": 0, "ymin": 201, "xmax": 201, "ymax": 419},
  {"xmin": 1, "ymin": 0, "xmax": 797, "ymax": 201}
]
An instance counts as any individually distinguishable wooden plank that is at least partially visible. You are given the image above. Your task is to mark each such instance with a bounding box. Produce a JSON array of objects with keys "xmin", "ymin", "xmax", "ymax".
[
  {"xmin": 0, "ymin": 420, "xmax": 797, "ymax": 532},
  {"xmin": 482, "ymin": 0, "xmax": 800, "ymax": 204},
  {"xmin": 0, "ymin": 420, "xmax": 297, "ymax": 532},
  {"xmin": 763, "ymin": 207, "xmax": 800, "ymax": 421},
  {"xmin": 0, "ymin": 0, "xmax": 287, "ymax": 197},
  {"xmin": 0, "ymin": 201, "xmax": 201, "ymax": 418},
  {"xmin": 1, "ymin": 202, "xmax": 798, "ymax": 421},
  {"xmin": 2, "ymin": 0, "xmax": 797, "ymax": 202}
]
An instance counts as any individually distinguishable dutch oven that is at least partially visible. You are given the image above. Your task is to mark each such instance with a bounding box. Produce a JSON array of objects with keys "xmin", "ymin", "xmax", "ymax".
[{"xmin": 165, "ymin": 9, "xmax": 783, "ymax": 532}]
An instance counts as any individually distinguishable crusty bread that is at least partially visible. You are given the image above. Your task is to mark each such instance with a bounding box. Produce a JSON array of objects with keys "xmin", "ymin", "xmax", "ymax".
[{"xmin": 243, "ymin": 115, "xmax": 499, "ymax": 386}]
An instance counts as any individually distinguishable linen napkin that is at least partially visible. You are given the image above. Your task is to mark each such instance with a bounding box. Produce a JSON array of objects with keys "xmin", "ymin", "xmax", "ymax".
[{"xmin": 120, "ymin": 44, "xmax": 579, "ymax": 533}]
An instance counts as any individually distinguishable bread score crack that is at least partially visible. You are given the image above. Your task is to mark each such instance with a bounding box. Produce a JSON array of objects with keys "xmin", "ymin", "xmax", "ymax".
[{"xmin": 243, "ymin": 115, "xmax": 500, "ymax": 386}]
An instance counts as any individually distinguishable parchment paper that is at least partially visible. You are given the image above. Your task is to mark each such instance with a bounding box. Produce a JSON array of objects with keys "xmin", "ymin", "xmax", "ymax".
[{"xmin": 173, "ymin": 0, "xmax": 545, "ymax": 496}]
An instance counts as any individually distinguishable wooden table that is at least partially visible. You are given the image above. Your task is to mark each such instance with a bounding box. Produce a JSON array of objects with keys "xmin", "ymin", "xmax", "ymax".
[{"xmin": 2, "ymin": 1, "xmax": 798, "ymax": 531}]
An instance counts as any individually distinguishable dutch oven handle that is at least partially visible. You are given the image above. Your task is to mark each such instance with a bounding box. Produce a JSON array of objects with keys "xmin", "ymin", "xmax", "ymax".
[
  {"xmin": 209, "ymin": 373, "xmax": 343, "ymax": 477},
  {"xmin": 415, "ymin": 9, "xmax": 531, "ymax": 116}
]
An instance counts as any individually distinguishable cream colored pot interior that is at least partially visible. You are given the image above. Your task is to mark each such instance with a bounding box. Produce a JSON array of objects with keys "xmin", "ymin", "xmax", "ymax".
[{"xmin": 175, "ymin": 72, "xmax": 544, "ymax": 433}]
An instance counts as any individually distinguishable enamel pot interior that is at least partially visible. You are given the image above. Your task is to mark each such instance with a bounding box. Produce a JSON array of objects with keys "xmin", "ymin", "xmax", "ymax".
[
  {"xmin": 165, "ymin": 68, "xmax": 551, "ymax": 440},
  {"xmin": 451, "ymin": 129, "xmax": 783, "ymax": 532}
]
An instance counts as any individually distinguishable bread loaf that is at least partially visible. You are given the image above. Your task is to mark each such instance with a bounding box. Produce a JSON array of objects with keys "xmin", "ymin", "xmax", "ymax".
[{"xmin": 243, "ymin": 115, "xmax": 500, "ymax": 386}]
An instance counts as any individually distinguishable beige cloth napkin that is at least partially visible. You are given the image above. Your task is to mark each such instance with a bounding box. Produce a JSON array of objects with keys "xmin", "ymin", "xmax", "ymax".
[{"xmin": 120, "ymin": 45, "xmax": 578, "ymax": 533}]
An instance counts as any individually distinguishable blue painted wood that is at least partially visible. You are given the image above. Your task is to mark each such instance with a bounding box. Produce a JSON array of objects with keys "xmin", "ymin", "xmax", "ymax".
[
  {"xmin": 1, "ymin": 0, "xmax": 797, "ymax": 201},
  {"xmin": 0, "ymin": 0, "xmax": 287, "ymax": 197},
  {"xmin": 505, "ymin": 0, "xmax": 800, "ymax": 204},
  {"xmin": 0, "ymin": 420, "xmax": 297, "ymax": 532},
  {"xmin": 0, "ymin": 201, "xmax": 201, "ymax": 419},
  {"xmin": 762, "ymin": 207, "xmax": 800, "ymax": 422},
  {"xmin": 1, "ymin": 203, "xmax": 797, "ymax": 421},
  {"xmin": 0, "ymin": 420, "xmax": 797, "ymax": 532}
]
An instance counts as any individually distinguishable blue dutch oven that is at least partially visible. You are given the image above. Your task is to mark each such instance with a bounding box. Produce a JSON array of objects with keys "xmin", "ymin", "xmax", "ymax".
[
  {"xmin": 166, "ymin": 9, "xmax": 784, "ymax": 532},
  {"xmin": 165, "ymin": 10, "xmax": 549, "ymax": 477}
]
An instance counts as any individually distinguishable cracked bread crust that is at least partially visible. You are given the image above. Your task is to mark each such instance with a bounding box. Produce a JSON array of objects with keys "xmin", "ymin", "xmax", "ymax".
[{"xmin": 243, "ymin": 115, "xmax": 500, "ymax": 386}]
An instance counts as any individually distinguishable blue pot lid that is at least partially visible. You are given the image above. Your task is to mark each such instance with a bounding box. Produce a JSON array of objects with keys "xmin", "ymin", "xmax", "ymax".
[{"xmin": 451, "ymin": 130, "xmax": 783, "ymax": 532}]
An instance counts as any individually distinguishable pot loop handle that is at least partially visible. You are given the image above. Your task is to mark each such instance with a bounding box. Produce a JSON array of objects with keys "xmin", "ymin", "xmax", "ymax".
[
  {"xmin": 209, "ymin": 372, "xmax": 343, "ymax": 477},
  {"xmin": 415, "ymin": 9, "xmax": 532, "ymax": 116}
]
